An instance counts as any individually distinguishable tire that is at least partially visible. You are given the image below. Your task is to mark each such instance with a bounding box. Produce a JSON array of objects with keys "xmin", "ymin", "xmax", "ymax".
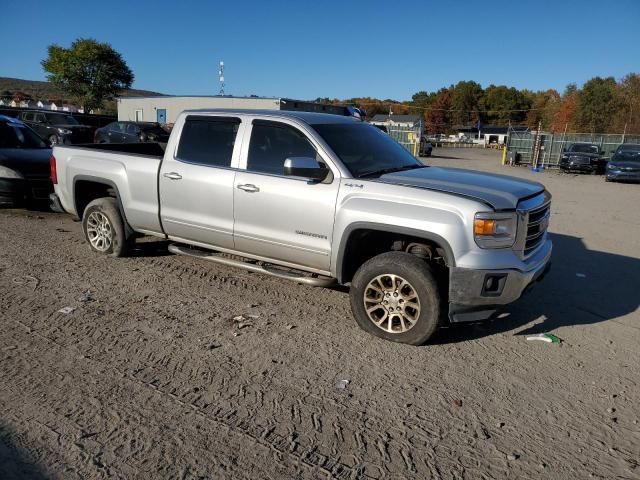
[
  {"xmin": 48, "ymin": 134, "xmax": 59, "ymax": 145},
  {"xmin": 349, "ymin": 252, "xmax": 442, "ymax": 345},
  {"xmin": 82, "ymin": 197, "xmax": 130, "ymax": 257}
]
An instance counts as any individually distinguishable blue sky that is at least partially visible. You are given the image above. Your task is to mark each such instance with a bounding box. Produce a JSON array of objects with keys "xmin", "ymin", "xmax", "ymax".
[{"xmin": 1, "ymin": 0, "xmax": 638, "ymax": 100}]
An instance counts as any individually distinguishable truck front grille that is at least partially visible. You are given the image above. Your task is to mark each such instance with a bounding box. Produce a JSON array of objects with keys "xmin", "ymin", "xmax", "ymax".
[{"xmin": 524, "ymin": 202, "xmax": 550, "ymax": 257}]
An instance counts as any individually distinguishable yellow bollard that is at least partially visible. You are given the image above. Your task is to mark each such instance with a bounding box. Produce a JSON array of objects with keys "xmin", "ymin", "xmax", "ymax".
[{"xmin": 502, "ymin": 146, "xmax": 507, "ymax": 165}]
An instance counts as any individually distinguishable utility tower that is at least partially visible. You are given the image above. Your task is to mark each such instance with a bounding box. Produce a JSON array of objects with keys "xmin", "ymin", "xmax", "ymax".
[{"xmin": 218, "ymin": 61, "xmax": 225, "ymax": 96}]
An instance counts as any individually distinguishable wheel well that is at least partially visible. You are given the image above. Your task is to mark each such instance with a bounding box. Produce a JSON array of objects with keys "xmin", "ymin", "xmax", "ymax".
[
  {"xmin": 339, "ymin": 229, "xmax": 450, "ymax": 284},
  {"xmin": 74, "ymin": 180, "xmax": 118, "ymax": 220}
]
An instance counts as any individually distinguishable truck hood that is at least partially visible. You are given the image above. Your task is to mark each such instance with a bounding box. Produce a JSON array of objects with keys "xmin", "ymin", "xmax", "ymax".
[{"xmin": 378, "ymin": 166, "xmax": 544, "ymax": 210}]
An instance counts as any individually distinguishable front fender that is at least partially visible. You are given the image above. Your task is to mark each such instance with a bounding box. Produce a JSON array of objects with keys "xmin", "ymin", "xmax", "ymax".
[{"xmin": 331, "ymin": 190, "xmax": 479, "ymax": 280}]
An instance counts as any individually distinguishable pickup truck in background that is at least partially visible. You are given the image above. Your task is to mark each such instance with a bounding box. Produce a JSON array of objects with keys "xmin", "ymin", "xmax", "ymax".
[{"xmin": 50, "ymin": 109, "xmax": 552, "ymax": 345}]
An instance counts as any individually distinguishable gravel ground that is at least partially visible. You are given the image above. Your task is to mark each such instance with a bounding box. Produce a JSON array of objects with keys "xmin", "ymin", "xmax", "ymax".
[{"xmin": 1, "ymin": 147, "xmax": 639, "ymax": 479}]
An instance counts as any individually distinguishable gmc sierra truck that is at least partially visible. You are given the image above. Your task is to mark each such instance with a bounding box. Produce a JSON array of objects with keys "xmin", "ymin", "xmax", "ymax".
[{"xmin": 50, "ymin": 109, "xmax": 552, "ymax": 345}]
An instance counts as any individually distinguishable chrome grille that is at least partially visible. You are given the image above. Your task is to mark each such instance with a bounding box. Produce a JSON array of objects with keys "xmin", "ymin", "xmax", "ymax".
[{"xmin": 524, "ymin": 201, "xmax": 550, "ymax": 257}]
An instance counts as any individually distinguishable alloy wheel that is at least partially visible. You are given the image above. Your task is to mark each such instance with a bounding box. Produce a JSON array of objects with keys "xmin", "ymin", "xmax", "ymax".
[
  {"xmin": 86, "ymin": 211, "xmax": 113, "ymax": 252},
  {"xmin": 363, "ymin": 274, "xmax": 421, "ymax": 333}
]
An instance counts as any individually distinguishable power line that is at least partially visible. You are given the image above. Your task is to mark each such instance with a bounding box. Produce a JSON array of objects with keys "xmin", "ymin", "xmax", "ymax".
[{"xmin": 333, "ymin": 99, "xmax": 543, "ymax": 114}]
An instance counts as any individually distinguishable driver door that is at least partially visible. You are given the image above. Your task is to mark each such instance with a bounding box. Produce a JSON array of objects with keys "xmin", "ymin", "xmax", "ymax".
[{"xmin": 233, "ymin": 119, "xmax": 340, "ymax": 271}]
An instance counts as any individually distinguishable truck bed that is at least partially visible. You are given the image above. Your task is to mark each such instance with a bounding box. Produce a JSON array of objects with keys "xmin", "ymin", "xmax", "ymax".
[
  {"xmin": 52, "ymin": 143, "xmax": 165, "ymax": 234},
  {"xmin": 68, "ymin": 142, "xmax": 166, "ymax": 157}
]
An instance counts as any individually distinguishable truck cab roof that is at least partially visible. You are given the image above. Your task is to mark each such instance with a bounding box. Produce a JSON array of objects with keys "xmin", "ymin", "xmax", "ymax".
[{"xmin": 179, "ymin": 109, "xmax": 360, "ymax": 125}]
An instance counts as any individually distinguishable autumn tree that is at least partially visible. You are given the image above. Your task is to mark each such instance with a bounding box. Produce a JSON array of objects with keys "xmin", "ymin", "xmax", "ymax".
[
  {"xmin": 612, "ymin": 73, "xmax": 640, "ymax": 134},
  {"xmin": 525, "ymin": 89, "xmax": 560, "ymax": 130},
  {"xmin": 42, "ymin": 38, "xmax": 134, "ymax": 112},
  {"xmin": 425, "ymin": 88, "xmax": 452, "ymax": 133}
]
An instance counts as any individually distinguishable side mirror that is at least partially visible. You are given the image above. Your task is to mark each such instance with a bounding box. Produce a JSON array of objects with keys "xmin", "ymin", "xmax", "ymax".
[{"xmin": 284, "ymin": 157, "xmax": 330, "ymax": 182}]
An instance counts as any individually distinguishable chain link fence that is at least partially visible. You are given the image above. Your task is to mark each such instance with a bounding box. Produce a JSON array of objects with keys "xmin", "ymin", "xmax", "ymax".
[
  {"xmin": 387, "ymin": 125, "xmax": 421, "ymax": 157},
  {"xmin": 507, "ymin": 131, "xmax": 640, "ymax": 167}
]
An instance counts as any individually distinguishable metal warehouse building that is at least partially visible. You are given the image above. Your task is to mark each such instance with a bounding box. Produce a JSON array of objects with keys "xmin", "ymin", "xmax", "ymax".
[{"xmin": 117, "ymin": 96, "xmax": 352, "ymax": 124}]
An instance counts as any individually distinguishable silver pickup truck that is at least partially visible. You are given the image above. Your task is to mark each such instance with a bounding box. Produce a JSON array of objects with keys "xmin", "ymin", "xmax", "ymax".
[{"xmin": 50, "ymin": 109, "xmax": 552, "ymax": 345}]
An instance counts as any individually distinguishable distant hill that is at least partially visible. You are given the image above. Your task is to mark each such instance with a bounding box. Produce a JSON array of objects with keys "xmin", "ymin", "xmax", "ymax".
[{"xmin": 0, "ymin": 77, "xmax": 165, "ymax": 113}]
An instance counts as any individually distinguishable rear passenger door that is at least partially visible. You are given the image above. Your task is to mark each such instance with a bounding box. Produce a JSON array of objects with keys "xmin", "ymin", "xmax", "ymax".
[{"xmin": 159, "ymin": 115, "xmax": 243, "ymax": 249}]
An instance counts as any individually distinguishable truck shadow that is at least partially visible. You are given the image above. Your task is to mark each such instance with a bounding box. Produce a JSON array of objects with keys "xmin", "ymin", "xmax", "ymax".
[
  {"xmin": 432, "ymin": 232, "xmax": 640, "ymax": 344},
  {"xmin": 0, "ymin": 423, "xmax": 51, "ymax": 479},
  {"xmin": 129, "ymin": 239, "xmax": 173, "ymax": 257}
]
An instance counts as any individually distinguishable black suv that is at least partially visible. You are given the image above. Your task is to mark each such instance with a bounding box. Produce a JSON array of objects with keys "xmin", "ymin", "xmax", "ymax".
[
  {"xmin": 19, "ymin": 111, "xmax": 94, "ymax": 145},
  {"xmin": 559, "ymin": 143, "xmax": 606, "ymax": 174},
  {"xmin": 94, "ymin": 121, "xmax": 170, "ymax": 144}
]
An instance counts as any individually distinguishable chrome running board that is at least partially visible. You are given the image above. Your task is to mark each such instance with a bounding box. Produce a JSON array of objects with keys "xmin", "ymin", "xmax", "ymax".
[{"xmin": 168, "ymin": 244, "xmax": 337, "ymax": 287}]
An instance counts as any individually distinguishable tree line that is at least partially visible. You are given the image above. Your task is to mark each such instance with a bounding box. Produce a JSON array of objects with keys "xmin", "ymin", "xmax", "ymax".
[{"xmin": 317, "ymin": 74, "xmax": 640, "ymax": 135}]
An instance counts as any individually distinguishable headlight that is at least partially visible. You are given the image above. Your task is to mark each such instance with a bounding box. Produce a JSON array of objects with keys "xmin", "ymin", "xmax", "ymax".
[
  {"xmin": 561, "ymin": 154, "xmax": 568, "ymax": 160},
  {"xmin": 606, "ymin": 163, "xmax": 617, "ymax": 170},
  {"xmin": 0, "ymin": 165, "xmax": 24, "ymax": 179},
  {"xmin": 57, "ymin": 128, "xmax": 72, "ymax": 134},
  {"xmin": 474, "ymin": 212, "xmax": 517, "ymax": 248}
]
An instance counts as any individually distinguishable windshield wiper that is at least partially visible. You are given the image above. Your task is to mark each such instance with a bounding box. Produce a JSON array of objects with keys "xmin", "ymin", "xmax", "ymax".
[{"xmin": 357, "ymin": 164, "xmax": 425, "ymax": 179}]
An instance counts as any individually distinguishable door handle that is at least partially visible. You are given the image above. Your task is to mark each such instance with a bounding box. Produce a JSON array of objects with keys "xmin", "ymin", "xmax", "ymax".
[
  {"xmin": 237, "ymin": 183, "xmax": 260, "ymax": 193},
  {"xmin": 163, "ymin": 172, "xmax": 182, "ymax": 180}
]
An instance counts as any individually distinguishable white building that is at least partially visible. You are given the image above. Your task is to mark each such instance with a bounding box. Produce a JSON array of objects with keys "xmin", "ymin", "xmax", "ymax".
[
  {"xmin": 370, "ymin": 114, "xmax": 423, "ymax": 130},
  {"xmin": 117, "ymin": 96, "xmax": 352, "ymax": 125}
]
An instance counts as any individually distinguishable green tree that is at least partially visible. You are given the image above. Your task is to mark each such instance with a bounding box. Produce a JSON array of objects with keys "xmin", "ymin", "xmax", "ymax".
[
  {"xmin": 574, "ymin": 77, "xmax": 620, "ymax": 133},
  {"xmin": 482, "ymin": 85, "xmax": 530, "ymax": 124},
  {"xmin": 450, "ymin": 81, "xmax": 483, "ymax": 126},
  {"xmin": 42, "ymin": 38, "xmax": 134, "ymax": 112}
]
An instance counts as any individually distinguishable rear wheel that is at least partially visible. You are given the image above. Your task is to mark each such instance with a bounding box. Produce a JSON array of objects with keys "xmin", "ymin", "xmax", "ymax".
[
  {"xmin": 82, "ymin": 198, "xmax": 130, "ymax": 257},
  {"xmin": 349, "ymin": 252, "xmax": 441, "ymax": 345}
]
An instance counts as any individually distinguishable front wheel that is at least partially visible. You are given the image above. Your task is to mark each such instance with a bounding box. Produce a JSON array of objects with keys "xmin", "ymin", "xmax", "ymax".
[
  {"xmin": 349, "ymin": 252, "xmax": 442, "ymax": 345},
  {"xmin": 82, "ymin": 197, "xmax": 130, "ymax": 257}
]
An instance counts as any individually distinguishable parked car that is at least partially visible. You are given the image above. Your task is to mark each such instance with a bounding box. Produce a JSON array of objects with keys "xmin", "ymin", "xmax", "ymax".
[
  {"xmin": 0, "ymin": 115, "xmax": 52, "ymax": 206},
  {"xmin": 94, "ymin": 121, "xmax": 170, "ymax": 144},
  {"xmin": 559, "ymin": 143, "xmax": 606, "ymax": 174},
  {"xmin": 605, "ymin": 144, "xmax": 640, "ymax": 183},
  {"xmin": 419, "ymin": 136, "xmax": 433, "ymax": 157},
  {"xmin": 18, "ymin": 111, "xmax": 94, "ymax": 145},
  {"xmin": 51, "ymin": 110, "xmax": 551, "ymax": 345}
]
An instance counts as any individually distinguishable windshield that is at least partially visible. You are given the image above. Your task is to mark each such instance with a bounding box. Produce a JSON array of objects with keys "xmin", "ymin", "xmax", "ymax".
[
  {"xmin": 613, "ymin": 151, "xmax": 640, "ymax": 162},
  {"xmin": 48, "ymin": 113, "xmax": 79, "ymax": 125},
  {"xmin": 0, "ymin": 122, "xmax": 48, "ymax": 149},
  {"xmin": 569, "ymin": 144, "xmax": 599, "ymax": 154},
  {"xmin": 616, "ymin": 144, "xmax": 640, "ymax": 154},
  {"xmin": 311, "ymin": 122, "xmax": 422, "ymax": 178}
]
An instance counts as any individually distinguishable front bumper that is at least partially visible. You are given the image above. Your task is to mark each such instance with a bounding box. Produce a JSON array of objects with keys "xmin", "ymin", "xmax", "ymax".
[
  {"xmin": 606, "ymin": 170, "xmax": 640, "ymax": 182},
  {"xmin": 560, "ymin": 162, "xmax": 597, "ymax": 173},
  {"xmin": 448, "ymin": 239, "xmax": 552, "ymax": 322}
]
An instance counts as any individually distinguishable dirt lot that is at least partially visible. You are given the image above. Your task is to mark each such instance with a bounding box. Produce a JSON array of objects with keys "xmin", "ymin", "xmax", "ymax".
[{"xmin": 1, "ymin": 147, "xmax": 639, "ymax": 479}]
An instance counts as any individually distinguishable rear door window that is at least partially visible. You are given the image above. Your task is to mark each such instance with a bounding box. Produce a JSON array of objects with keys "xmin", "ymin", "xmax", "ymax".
[
  {"xmin": 126, "ymin": 123, "xmax": 139, "ymax": 135},
  {"xmin": 176, "ymin": 116, "xmax": 240, "ymax": 167},
  {"xmin": 247, "ymin": 120, "xmax": 317, "ymax": 175}
]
